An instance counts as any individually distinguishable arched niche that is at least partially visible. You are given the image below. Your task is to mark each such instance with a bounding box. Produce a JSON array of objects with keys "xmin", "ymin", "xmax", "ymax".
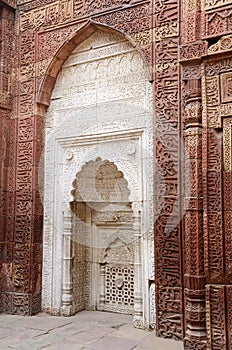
[
  {"xmin": 69, "ymin": 158, "xmax": 136, "ymax": 316},
  {"xmin": 42, "ymin": 24, "xmax": 154, "ymax": 329}
]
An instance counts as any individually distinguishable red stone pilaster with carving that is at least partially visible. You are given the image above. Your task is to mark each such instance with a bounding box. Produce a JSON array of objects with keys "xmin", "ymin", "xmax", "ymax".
[
  {"xmin": 182, "ymin": 73, "xmax": 207, "ymax": 349},
  {"xmin": 200, "ymin": 54, "xmax": 232, "ymax": 349}
]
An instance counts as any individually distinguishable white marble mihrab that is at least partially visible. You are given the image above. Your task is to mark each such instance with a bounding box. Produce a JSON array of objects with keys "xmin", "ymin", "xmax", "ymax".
[{"xmin": 42, "ymin": 29, "xmax": 154, "ymax": 329}]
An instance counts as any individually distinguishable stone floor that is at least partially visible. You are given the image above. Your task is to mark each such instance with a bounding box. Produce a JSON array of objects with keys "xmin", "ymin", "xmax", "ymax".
[{"xmin": 0, "ymin": 310, "xmax": 184, "ymax": 350}]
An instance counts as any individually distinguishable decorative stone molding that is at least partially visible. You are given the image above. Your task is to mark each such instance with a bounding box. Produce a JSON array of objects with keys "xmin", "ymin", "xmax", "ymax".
[
  {"xmin": 204, "ymin": 0, "xmax": 231, "ymax": 10},
  {"xmin": 180, "ymin": 41, "xmax": 208, "ymax": 62},
  {"xmin": 208, "ymin": 35, "xmax": 232, "ymax": 55}
]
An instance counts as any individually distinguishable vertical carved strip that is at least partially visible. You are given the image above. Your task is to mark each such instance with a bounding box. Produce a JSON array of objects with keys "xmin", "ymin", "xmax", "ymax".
[
  {"xmin": 0, "ymin": 6, "xmax": 14, "ymax": 109},
  {"xmin": 203, "ymin": 130, "xmax": 224, "ymax": 282},
  {"xmin": 206, "ymin": 285, "xmax": 227, "ymax": 350},
  {"xmin": 202, "ymin": 69, "xmax": 224, "ymax": 284},
  {"xmin": 226, "ymin": 286, "xmax": 232, "ymax": 350},
  {"xmin": 223, "ymin": 170, "xmax": 232, "ymax": 279},
  {"xmin": 203, "ymin": 60, "xmax": 230, "ymax": 349},
  {"xmin": 182, "ymin": 0, "xmax": 202, "ymax": 43},
  {"xmin": 223, "ymin": 115, "xmax": 232, "ymax": 350},
  {"xmin": 154, "ymin": 0, "xmax": 183, "ymax": 340}
]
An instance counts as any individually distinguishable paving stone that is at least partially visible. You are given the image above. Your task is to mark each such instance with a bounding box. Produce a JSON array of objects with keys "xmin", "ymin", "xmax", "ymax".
[
  {"xmin": 42, "ymin": 340, "xmax": 82, "ymax": 350},
  {"xmin": 135, "ymin": 333, "xmax": 184, "ymax": 350},
  {"xmin": 86, "ymin": 335, "xmax": 138, "ymax": 350},
  {"xmin": 49, "ymin": 322, "xmax": 87, "ymax": 336},
  {"xmin": 0, "ymin": 315, "xmax": 22, "ymax": 325},
  {"xmin": 13, "ymin": 315, "xmax": 74, "ymax": 331},
  {"xmin": 68, "ymin": 326, "xmax": 114, "ymax": 345},
  {"xmin": 0, "ymin": 329, "xmax": 49, "ymax": 349},
  {"xmin": 111, "ymin": 323, "xmax": 149, "ymax": 340},
  {"xmin": 0, "ymin": 311, "xmax": 184, "ymax": 350}
]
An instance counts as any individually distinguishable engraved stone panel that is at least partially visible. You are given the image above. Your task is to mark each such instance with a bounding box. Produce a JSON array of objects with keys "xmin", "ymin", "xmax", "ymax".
[
  {"xmin": 221, "ymin": 72, "xmax": 232, "ymax": 103},
  {"xmin": 20, "ymin": 0, "xmax": 73, "ymax": 31}
]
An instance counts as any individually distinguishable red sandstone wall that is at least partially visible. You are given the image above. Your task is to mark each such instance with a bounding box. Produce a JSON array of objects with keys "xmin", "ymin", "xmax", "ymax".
[
  {"xmin": 0, "ymin": 1, "xmax": 231, "ymax": 349},
  {"xmin": 0, "ymin": 1, "xmax": 15, "ymax": 313}
]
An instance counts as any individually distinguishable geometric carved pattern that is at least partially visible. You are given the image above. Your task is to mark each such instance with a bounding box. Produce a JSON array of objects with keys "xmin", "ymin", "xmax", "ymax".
[
  {"xmin": 105, "ymin": 266, "xmax": 134, "ymax": 310},
  {"xmin": 205, "ymin": 7, "xmax": 232, "ymax": 38},
  {"xmin": 72, "ymin": 241, "xmax": 85, "ymax": 313},
  {"xmin": 102, "ymin": 235, "xmax": 134, "ymax": 315}
]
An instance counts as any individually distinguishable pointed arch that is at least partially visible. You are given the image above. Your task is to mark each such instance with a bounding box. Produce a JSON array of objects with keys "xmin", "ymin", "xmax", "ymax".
[{"xmin": 37, "ymin": 21, "xmax": 150, "ymax": 107}]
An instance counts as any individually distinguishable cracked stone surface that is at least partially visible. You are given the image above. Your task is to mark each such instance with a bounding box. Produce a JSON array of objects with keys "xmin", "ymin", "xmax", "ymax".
[{"xmin": 0, "ymin": 311, "xmax": 184, "ymax": 349}]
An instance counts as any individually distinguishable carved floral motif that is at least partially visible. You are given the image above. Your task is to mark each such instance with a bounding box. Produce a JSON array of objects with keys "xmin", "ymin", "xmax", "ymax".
[
  {"xmin": 180, "ymin": 41, "xmax": 208, "ymax": 61},
  {"xmin": 205, "ymin": 7, "xmax": 232, "ymax": 38},
  {"xmin": 208, "ymin": 35, "xmax": 232, "ymax": 54}
]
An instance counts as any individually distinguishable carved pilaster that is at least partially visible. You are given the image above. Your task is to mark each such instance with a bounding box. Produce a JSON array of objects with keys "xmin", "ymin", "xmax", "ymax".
[
  {"xmin": 60, "ymin": 208, "xmax": 75, "ymax": 316},
  {"xmin": 183, "ymin": 73, "xmax": 207, "ymax": 349},
  {"xmin": 132, "ymin": 204, "xmax": 143, "ymax": 329},
  {"xmin": 98, "ymin": 263, "xmax": 106, "ymax": 310}
]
